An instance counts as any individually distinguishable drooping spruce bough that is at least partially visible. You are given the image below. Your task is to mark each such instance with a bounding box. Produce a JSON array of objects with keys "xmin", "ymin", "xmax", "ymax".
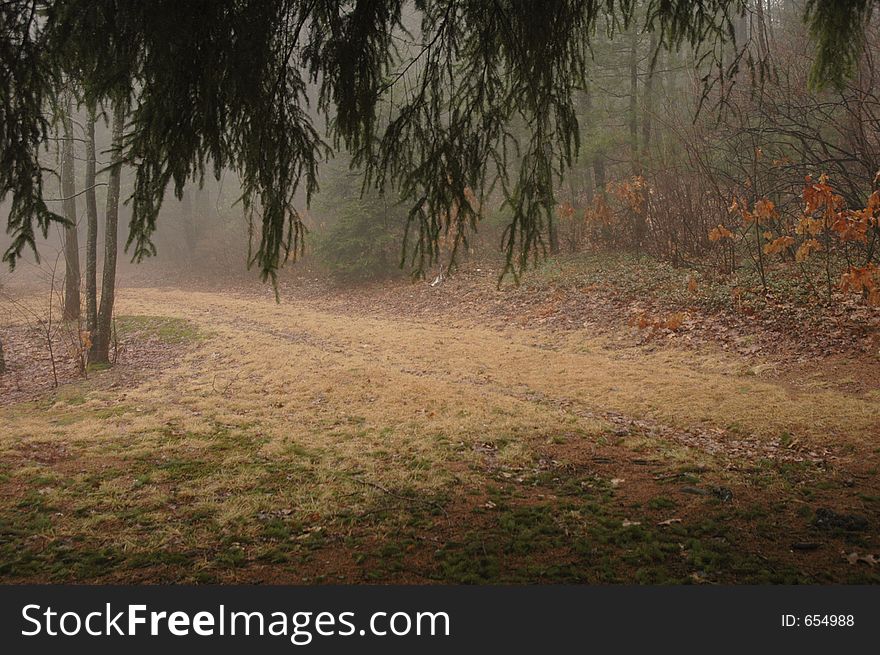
[{"xmin": 0, "ymin": 0, "xmax": 872, "ymax": 284}]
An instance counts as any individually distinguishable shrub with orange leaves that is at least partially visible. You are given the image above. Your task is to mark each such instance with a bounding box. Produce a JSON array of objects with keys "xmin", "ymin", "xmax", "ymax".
[
  {"xmin": 840, "ymin": 264, "xmax": 880, "ymax": 305},
  {"xmin": 718, "ymin": 174, "xmax": 880, "ymax": 305},
  {"xmin": 729, "ymin": 196, "xmax": 779, "ymax": 226},
  {"xmin": 803, "ymin": 174, "xmax": 845, "ymax": 221},
  {"xmin": 609, "ymin": 176, "xmax": 647, "ymax": 216},
  {"xmin": 797, "ymin": 175, "xmax": 880, "ymax": 303},
  {"xmin": 829, "ymin": 191, "xmax": 879, "ymax": 243},
  {"xmin": 584, "ymin": 194, "xmax": 612, "ymax": 226}
]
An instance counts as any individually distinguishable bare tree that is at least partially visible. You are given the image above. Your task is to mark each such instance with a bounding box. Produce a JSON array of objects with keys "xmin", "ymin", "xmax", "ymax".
[
  {"xmin": 84, "ymin": 105, "xmax": 99, "ymax": 335},
  {"xmin": 89, "ymin": 101, "xmax": 125, "ymax": 365},
  {"xmin": 0, "ymin": 258, "xmax": 63, "ymax": 388},
  {"xmin": 60, "ymin": 93, "xmax": 81, "ymax": 321}
]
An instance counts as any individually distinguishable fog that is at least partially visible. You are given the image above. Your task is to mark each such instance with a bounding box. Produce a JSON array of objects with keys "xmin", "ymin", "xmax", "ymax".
[{"xmin": 1, "ymin": 1, "xmax": 879, "ymax": 592}]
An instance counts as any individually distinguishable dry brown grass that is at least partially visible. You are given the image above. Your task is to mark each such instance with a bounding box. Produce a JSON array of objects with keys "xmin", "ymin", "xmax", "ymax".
[
  {"xmin": 116, "ymin": 288, "xmax": 880, "ymax": 439},
  {"xmin": 1, "ymin": 286, "xmax": 878, "ymax": 583}
]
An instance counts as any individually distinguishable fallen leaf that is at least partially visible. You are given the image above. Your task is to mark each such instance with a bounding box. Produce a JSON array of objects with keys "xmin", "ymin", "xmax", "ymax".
[
  {"xmin": 844, "ymin": 551, "xmax": 878, "ymax": 566},
  {"xmin": 658, "ymin": 518, "xmax": 682, "ymax": 527}
]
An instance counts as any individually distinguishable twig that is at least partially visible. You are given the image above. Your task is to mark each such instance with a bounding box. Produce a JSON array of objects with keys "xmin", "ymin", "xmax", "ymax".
[
  {"xmin": 211, "ymin": 371, "xmax": 242, "ymax": 396},
  {"xmin": 46, "ymin": 254, "xmax": 60, "ymax": 387},
  {"xmin": 43, "ymin": 182, "xmax": 109, "ymax": 202},
  {"xmin": 342, "ymin": 474, "xmax": 448, "ymax": 518}
]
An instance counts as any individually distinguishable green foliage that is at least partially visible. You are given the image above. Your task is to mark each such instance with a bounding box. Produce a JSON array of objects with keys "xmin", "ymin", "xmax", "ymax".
[
  {"xmin": 805, "ymin": 0, "xmax": 873, "ymax": 90},
  {"xmin": 0, "ymin": 0, "xmax": 872, "ymax": 284},
  {"xmin": 0, "ymin": 1, "xmax": 61, "ymax": 268},
  {"xmin": 312, "ymin": 169, "xmax": 406, "ymax": 281}
]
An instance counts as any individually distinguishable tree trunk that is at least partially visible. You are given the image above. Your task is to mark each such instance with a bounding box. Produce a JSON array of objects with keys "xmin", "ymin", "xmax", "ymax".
[
  {"xmin": 574, "ymin": 90, "xmax": 595, "ymax": 203},
  {"xmin": 183, "ymin": 184, "xmax": 210, "ymax": 255},
  {"xmin": 734, "ymin": 5, "xmax": 748, "ymax": 48},
  {"xmin": 89, "ymin": 102, "xmax": 125, "ymax": 365},
  {"xmin": 181, "ymin": 188, "xmax": 196, "ymax": 256},
  {"xmin": 548, "ymin": 212, "xmax": 560, "ymax": 255},
  {"xmin": 583, "ymin": 162, "xmax": 595, "ymax": 201},
  {"xmin": 0, "ymin": 336, "xmax": 6, "ymax": 374},
  {"xmin": 84, "ymin": 106, "xmax": 99, "ymax": 334},
  {"xmin": 754, "ymin": 0, "xmax": 769, "ymax": 61},
  {"xmin": 628, "ymin": 27, "xmax": 648, "ymax": 254},
  {"xmin": 628, "ymin": 27, "xmax": 639, "ymax": 173},
  {"xmin": 582, "ymin": 87, "xmax": 606, "ymax": 196},
  {"xmin": 593, "ymin": 154, "xmax": 606, "ymax": 194},
  {"xmin": 61, "ymin": 98, "xmax": 81, "ymax": 322},
  {"xmin": 642, "ymin": 31, "xmax": 657, "ymax": 155}
]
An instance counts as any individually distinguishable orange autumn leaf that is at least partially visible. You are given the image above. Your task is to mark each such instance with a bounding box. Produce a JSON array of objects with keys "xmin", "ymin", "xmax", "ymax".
[
  {"xmin": 664, "ymin": 312, "xmax": 686, "ymax": 331},
  {"xmin": 754, "ymin": 198, "xmax": 778, "ymax": 223},
  {"xmin": 840, "ymin": 264, "xmax": 878, "ymax": 293},
  {"xmin": 763, "ymin": 235, "xmax": 795, "ymax": 256},
  {"xmin": 795, "ymin": 238, "xmax": 822, "ymax": 262},
  {"xmin": 832, "ymin": 210, "xmax": 872, "ymax": 243},
  {"xmin": 631, "ymin": 311, "xmax": 687, "ymax": 332},
  {"xmin": 795, "ymin": 216, "xmax": 824, "ymax": 236},
  {"xmin": 708, "ymin": 224, "xmax": 734, "ymax": 241},
  {"xmin": 803, "ymin": 173, "xmax": 844, "ymax": 220}
]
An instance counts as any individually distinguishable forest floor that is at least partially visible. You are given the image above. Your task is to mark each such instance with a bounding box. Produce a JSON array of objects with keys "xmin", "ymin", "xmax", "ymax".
[{"xmin": 1, "ymin": 253, "xmax": 879, "ymax": 583}]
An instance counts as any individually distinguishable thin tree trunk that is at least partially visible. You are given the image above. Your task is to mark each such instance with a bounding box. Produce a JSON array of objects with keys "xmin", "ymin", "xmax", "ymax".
[
  {"xmin": 583, "ymin": 82, "xmax": 606, "ymax": 195},
  {"xmin": 90, "ymin": 102, "xmax": 124, "ymax": 365},
  {"xmin": 628, "ymin": 27, "xmax": 639, "ymax": 172},
  {"xmin": 181, "ymin": 188, "xmax": 196, "ymax": 256},
  {"xmin": 548, "ymin": 211, "xmax": 560, "ymax": 255},
  {"xmin": 583, "ymin": 164, "xmax": 595, "ymax": 201},
  {"xmin": 84, "ymin": 106, "xmax": 99, "ymax": 334},
  {"xmin": 754, "ymin": 0, "xmax": 769, "ymax": 61},
  {"xmin": 60, "ymin": 97, "xmax": 81, "ymax": 321},
  {"xmin": 0, "ymin": 336, "xmax": 5, "ymax": 374},
  {"xmin": 630, "ymin": 28, "xmax": 650, "ymax": 255},
  {"xmin": 184, "ymin": 184, "xmax": 210, "ymax": 255},
  {"xmin": 547, "ymin": 220, "xmax": 559, "ymax": 254},
  {"xmin": 593, "ymin": 155, "xmax": 606, "ymax": 194},
  {"xmin": 642, "ymin": 31, "xmax": 657, "ymax": 154},
  {"xmin": 734, "ymin": 5, "xmax": 748, "ymax": 48}
]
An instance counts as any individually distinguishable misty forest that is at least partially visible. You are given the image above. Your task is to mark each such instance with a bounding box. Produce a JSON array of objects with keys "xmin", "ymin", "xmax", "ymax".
[{"xmin": 1, "ymin": 0, "xmax": 879, "ymax": 584}]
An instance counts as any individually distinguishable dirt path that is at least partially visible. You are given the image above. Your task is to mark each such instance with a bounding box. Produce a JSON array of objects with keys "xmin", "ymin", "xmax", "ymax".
[{"xmin": 1, "ymin": 286, "xmax": 878, "ymax": 583}]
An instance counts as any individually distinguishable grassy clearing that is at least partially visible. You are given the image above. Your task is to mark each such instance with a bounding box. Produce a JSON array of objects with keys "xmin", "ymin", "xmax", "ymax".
[
  {"xmin": 0, "ymin": 287, "xmax": 878, "ymax": 583},
  {"xmin": 115, "ymin": 314, "xmax": 207, "ymax": 343}
]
